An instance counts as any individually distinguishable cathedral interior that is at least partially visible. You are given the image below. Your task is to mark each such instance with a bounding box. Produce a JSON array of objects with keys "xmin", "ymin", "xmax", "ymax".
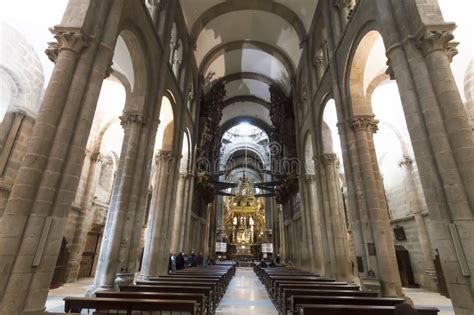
[{"xmin": 0, "ymin": 0, "xmax": 473, "ymax": 314}]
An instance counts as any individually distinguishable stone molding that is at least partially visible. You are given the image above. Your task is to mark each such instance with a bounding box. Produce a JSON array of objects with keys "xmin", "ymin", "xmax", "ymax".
[
  {"xmin": 45, "ymin": 31, "xmax": 89, "ymax": 63},
  {"xmin": 351, "ymin": 116, "xmax": 379, "ymax": 133},
  {"xmin": 119, "ymin": 111, "xmax": 146, "ymax": 127},
  {"xmin": 417, "ymin": 29, "xmax": 459, "ymax": 62}
]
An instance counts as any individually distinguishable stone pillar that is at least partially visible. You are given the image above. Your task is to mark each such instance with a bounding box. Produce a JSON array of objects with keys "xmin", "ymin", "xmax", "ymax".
[
  {"xmin": 398, "ymin": 157, "xmax": 437, "ymax": 290},
  {"xmin": 305, "ymin": 175, "xmax": 325, "ymax": 275},
  {"xmin": 91, "ymin": 112, "xmax": 146, "ymax": 291},
  {"xmin": 66, "ymin": 151, "xmax": 102, "ymax": 282},
  {"xmin": 0, "ymin": 0, "xmax": 126, "ymax": 309},
  {"xmin": 352, "ymin": 116, "xmax": 402, "ymax": 297},
  {"xmin": 376, "ymin": 2, "xmax": 474, "ymax": 310},
  {"xmin": 202, "ymin": 203, "xmax": 212, "ymax": 260},
  {"xmin": 180, "ymin": 175, "xmax": 193, "ymax": 252},
  {"xmin": 140, "ymin": 150, "xmax": 178, "ymax": 278},
  {"xmin": 177, "ymin": 173, "xmax": 192, "ymax": 251},
  {"xmin": 301, "ymin": 175, "xmax": 317, "ymax": 273},
  {"xmin": 170, "ymin": 172, "xmax": 187, "ymax": 253},
  {"xmin": 278, "ymin": 206, "xmax": 287, "ymax": 262},
  {"xmin": 320, "ymin": 154, "xmax": 352, "ymax": 281}
]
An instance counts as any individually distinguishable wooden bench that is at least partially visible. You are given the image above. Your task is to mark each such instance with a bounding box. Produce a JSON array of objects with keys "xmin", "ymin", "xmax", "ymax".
[
  {"xmin": 64, "ymin": 297, "xmax": 198, "ymax": 314},
  {"xmin": 135, "ymin": 280, "xmax": 221, "ymax": 302},
  {"xmin": 146, "ymin": 276, "xmax": 225, "ymax": 297},
  {"xmin": 120, "ymin": 285, "xmax": 215, "ymax": 313},
  {"xmin": 275, "ymin": 283, "xmax": 360, "ymax": 308},
  {"xmin": 95, "ymin": 291, "xmax": 206, "ymax": 315},
  {"xmin": 288, "ymin": 295, "xmax": 405, "ymax": 314},
  {"xmin": 297, "ymin": 304, "xmax": 439, "ymax": 315},
  {"xmin": 280, "ymin": 289, "xmax": 378, "ymax": 313}
]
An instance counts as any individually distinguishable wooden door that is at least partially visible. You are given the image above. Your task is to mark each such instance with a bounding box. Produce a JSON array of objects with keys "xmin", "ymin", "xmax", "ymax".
[
  {"xmin": 78, "ymin": 231, "xmax": 101, "ymax": 278},
  {"xmin": 50, "ymin": 238, "xmax": 70, "ymax": 289},
  {"xmin": 395, "ymin": 245, "xmax": 418, "ymax": 288},
  {"xmin": 434, "ymin": 249, "xmax": 449, "ymax": 297}
]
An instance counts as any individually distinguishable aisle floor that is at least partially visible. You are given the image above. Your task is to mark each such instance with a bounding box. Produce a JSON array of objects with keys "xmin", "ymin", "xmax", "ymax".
[{"xmin": 216, "ymin": 267, "xmax": 278, "ymax": 315}]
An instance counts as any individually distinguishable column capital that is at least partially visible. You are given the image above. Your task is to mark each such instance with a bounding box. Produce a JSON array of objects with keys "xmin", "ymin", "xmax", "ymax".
[
  {"xmin": 304, "ymin": 174, "xmax": 317, "ymax": 182},
  {"xmin": 351, "ymin": 116, "xmax": 378, "ymax": 133},
  {"xmin": 45, "ymin": 30, "xmax": 89, "ymax": 63},
  {"xmin": 417, "ymin": 28, "xmax": 459, "ymax": 62},
  {"xmin": 90, "ymin": 151, "xmax": 103, "ymax": 163},
  {"xmin": 120, "ymin": 111, "xmax": 146, "ymax": 127},
  {"xmin": 320, "ymin": 153, "xmax": 339, "ymax": 166},
  {"xmin": 398, "ymin": 156, "xmax": 413, "ymax": 168}
]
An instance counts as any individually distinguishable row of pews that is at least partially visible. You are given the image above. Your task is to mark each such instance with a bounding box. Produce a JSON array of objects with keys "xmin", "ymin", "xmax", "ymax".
[
  {"xmin": 254, "ymin": 264, "xmax": 439, "ymax": 315},
  {"xmin": 64, "ymin": 261, "xmax": 236, "ymax": 314}
]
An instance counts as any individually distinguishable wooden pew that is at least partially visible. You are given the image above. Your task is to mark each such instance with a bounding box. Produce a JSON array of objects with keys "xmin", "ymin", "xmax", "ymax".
[
  {"xmin": 275, "ymin": 283, "xmax": 360, "ymax": 309},
  {"xmin": 95, "ymin": 291, "xmax": 206, "ymax": 315},
  {"xmin": 136, "ymin": 279, "xmax": 221, "ymax": 302},
  {"xmin": 297, "ymin": 304, "xmax": 439, "ymax": 315},
  {"xmin": 280, "ymin": 289, "xmax": 378, "ymax": 313},
  {"xmin": 288, "ymin": 295, "xmax": 405, "ymax": 314},
  {"xmin": 120, "ymin": 285, "xmax": 215, "ymax": 313},
  {"xmin": 64, "ymin": 297, "xmax": 198, "ymax": 314}
]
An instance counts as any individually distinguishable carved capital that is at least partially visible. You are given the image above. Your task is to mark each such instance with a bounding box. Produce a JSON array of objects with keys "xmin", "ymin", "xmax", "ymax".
[
  {"xmin": 398, "ymin": 156, "xmax": 413, "ymax": 168},
  {"xmin": 90, "ymin": 151, "xmax": 103, "ymax": 163},
  {"xmin": 417, "ymin": 30, "xmax": 459, "ymax": 62},
  {"xmin": 385, "ymin": 59, "xmax": 395, "ymax": 80},
  {"xmin": 104, "ymin": 61, "xmax": 114, "ymax": 79},
  {"xmin": 352, "ymin": 116, "xmax": 378, "ymax": 133},
  {"xmin": 120, "ymin": 111, "xmax": 146, "ymax": 127},
  {"xmin": 304, "ymin": 174, "xmax": 316, "ymax": 182},
  {"xmin": 45, "ymin": 30, "xmax": 88, "ymax": 63},
  {"xmin": 320, "ymin": 153, "xmax": 339, "ymax": 166}
]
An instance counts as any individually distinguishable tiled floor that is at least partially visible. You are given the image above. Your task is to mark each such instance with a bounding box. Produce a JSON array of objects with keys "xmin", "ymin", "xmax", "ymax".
[
  {"xmin": 46, "ymin": 277, "xmax": 94, "ymax": 313},
  {"xmin": 404, "ymin": 288, "xmax": 455, "ymax": 315},
  {"xmin": 216, "ymin": 267, "xmax": 278, "ymax": 315}
]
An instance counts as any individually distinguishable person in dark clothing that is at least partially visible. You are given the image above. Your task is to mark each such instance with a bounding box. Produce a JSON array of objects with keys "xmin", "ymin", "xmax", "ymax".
[
  {"xmin": 197, "ymin": 252, "xmax": 204, "ymax": 266},
  {"xmin": 260, "ymin": 260, "xmax": 268, "ymax": 268},
  {"xmin": 176, "ymin": 252, "xmax": 185, "ymax": 270},
  {"xmin": 189, "ymin": 252, "xmax": 197, "ymax": 267},
  {"xmin": 269, "ymin": 260, "xmax": 276, "ymax": 267},
  {"xmin": 275, "ymin": 254, "xmax": 281, "ymax": 264}
]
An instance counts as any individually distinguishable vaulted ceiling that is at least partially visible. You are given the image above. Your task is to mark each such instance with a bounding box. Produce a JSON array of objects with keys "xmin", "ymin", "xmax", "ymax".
[{"xmin": 180, "ymin": 0, "xmax": 318, "ymax": 131}]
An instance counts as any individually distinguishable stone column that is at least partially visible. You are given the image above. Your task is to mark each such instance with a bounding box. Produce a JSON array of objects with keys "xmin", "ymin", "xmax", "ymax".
[
  {"xmin": 177, "ymin": 173, "xmax": 192, "ymax": 251},
  {"xmin": 398, "ymin": 157, "xmax": 437, "ymax": 290},
  {"xmin": 352, "ymin": 116, "xmax": 402, "ymax": 297},
  {"xmin": 202, "ymin": 203, "xmax": 212, "ymax": 260},
  {"xmin": 66, "ymin": 151, "xmax": 102, "ymax": 282},
  {"xmin": 140, "ymin": 150, "xmax": 178, "ymax": 278},
  {"xmin": 377, "ymin": 2, "xmax": 474, "ymax": 310},
  {"xmin": 302, "ymin": 175, "xmax": 317, "ymax": 273},
  {"xmin": 91, "ymin": 112, "xmax": 146, "ymax": 291},
  {"xmin": 170, "ymin": 172, "xmax": 187, "ymax": 253},
  {"xmin": 320, "ymin": 154, "xmax": 352, "ymax": 281},
  {"xmin": 179, "ymin": 175, "xmax": 192, "ymax": 251},
  {"xmin": 0, "ymin": 31, "xmax": 90, "ymax": 313},
  {"xmin": 305, "ymin": 175, "xmax": 325, "ymax": 275}
]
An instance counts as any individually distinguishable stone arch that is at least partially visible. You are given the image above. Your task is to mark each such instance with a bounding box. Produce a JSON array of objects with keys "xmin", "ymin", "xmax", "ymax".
[
  {"xmin": 348, "ymin": 30, "xmax": 384, "ymax": 116},
  {"xmin": 0, "ymin": 22, "xmax": 44, "ymax": 119},
  {"xmin": 199, "ymin": 40, "xmax": 296, "ymax": 78},
  {"xmin": 190, "ymin": 1, "xmax": 307, "ymax": 44},
  {"xmin": 114, "ymin": 27, "xmax": 148, "ymax": 112},
  {"xmin": 155, "ymin": 92, "xmax": 176, "ymax": 152}
]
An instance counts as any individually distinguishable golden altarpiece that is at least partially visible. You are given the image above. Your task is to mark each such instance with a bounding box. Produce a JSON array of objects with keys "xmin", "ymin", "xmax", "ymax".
[{"xmin": 223, "ymin": 175, "xmax": 266, "ymax": 260}]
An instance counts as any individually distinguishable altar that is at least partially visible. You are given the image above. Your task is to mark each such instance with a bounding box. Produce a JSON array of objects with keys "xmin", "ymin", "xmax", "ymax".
[{"xmin": 222, "ymin": 175, "xmax": 266, "ymax": 264}]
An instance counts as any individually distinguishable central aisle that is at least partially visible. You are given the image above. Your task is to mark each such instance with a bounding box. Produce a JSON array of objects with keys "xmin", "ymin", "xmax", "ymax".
[{"xmin": 216, "ymin": 267, "xmax": 278, "ymax": 315}]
